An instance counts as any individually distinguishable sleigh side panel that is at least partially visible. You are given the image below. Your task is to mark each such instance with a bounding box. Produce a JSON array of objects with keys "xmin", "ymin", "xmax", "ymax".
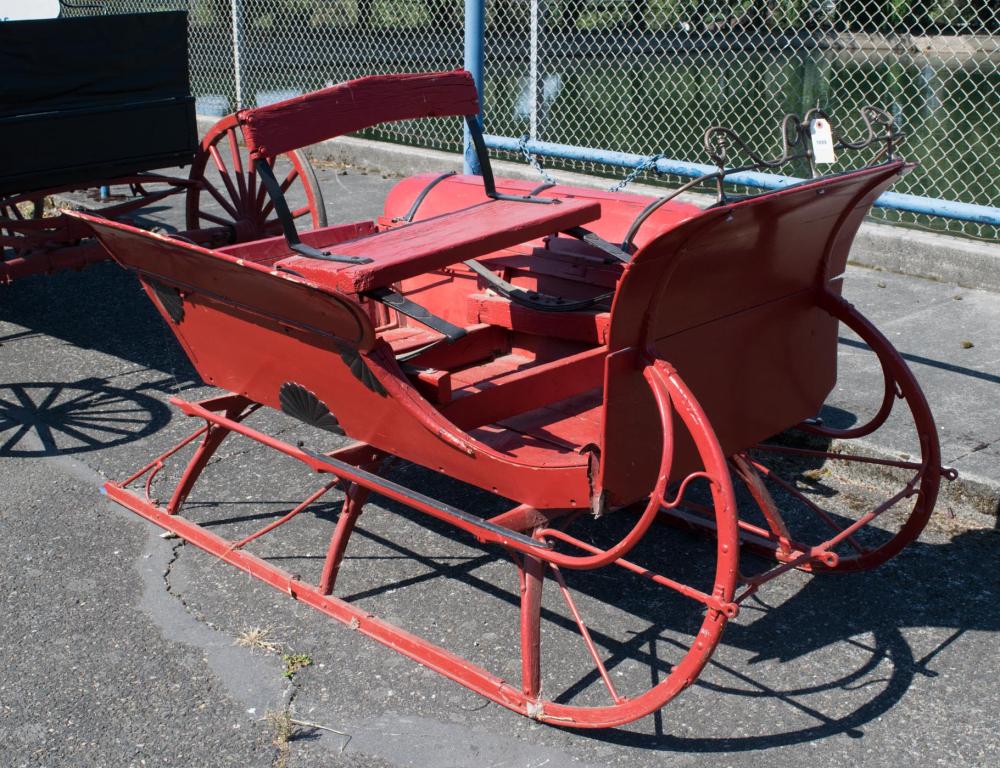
[
  {"xmin": 598, "ymin": 162, "xmax": 906, "ymax": 506},
  {"xmin": 73, "ymin": 215, "xmax": 377, "ymax": 351}
]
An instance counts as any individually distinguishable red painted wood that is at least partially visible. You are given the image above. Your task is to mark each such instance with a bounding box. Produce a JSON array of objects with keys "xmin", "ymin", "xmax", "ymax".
[
  {"xmin": 442, "ymin": 346, "xmax": 606, "ymax": 430},
  {"xmin": 69, "ymin": 212, "xmax": 377, "ymax": 351},
  {"xmin": 498, "ymin": 391, "xmax": 603, "ymax": 453},
  {"xmin": 597, "ymin": 161, "xmax": 907, "ymax": 506},
  {"xmin": 275, "ymin": 197, "xmax": 601, "ymax": 293},
  {"xmin": 381, "ymin": 172, "xmax": 701, "ymax": 251},
  {"xmin": 238, "ymin": 71, "xmax": 479, "ymax": 159},
  {"xmin": 468, "ymin": 295, "xmax": 610, "ymax": 344},
  {"xmin": 404, "ymin": 324, "xmax": 508, "ymax": 371}
]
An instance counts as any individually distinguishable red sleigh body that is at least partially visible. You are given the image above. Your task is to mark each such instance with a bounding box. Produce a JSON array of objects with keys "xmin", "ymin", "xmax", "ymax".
[{"xmin": 72, "ymin": 71, "xmax": 946, "ymax": 728}]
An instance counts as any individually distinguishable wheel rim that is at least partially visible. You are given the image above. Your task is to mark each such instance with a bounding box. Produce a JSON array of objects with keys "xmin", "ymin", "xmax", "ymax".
[
  {"xmin": 186, "ymin": 115, "xmax": 327, "ymax": 243},
  {"xmin": 512, "ymin": 363, "xmax": 740, "ymax": 728},
  {"xmin": 730, "ymin": 292, "xmax": 943, "ymax": 573}
]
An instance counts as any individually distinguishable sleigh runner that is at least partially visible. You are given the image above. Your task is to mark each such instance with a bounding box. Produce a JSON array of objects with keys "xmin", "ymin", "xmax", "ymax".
[{"xmin": 73, "ymin": 71, "xmax": 950, "ymax": 728}]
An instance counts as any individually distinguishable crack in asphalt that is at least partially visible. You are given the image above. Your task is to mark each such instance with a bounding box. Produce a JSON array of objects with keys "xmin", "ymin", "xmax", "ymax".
[{"xmin": 160, "ymin": 537, "xmax": 222, "ymax": 632}]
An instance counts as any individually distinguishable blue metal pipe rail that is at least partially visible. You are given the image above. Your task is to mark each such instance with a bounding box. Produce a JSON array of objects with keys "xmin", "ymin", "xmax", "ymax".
[
  {"xmin": 461, "ymin": 0, "xmax": 997, "ymax": 228},
  {"xmin": 482, "ymin": 134, "xmax": 1000, "ymax": 227},
  {"xmin": 462, "ymin": 0, "xmax": 485, "ymax": 175}
]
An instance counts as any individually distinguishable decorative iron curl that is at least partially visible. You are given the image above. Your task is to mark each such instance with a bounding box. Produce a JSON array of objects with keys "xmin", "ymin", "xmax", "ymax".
[
  {"xmin": 702, "ymin": 106, "xmax": 904, "ymax": 202},
  {"xmin": 623, "ymin": 105, "xmax": 904, "ymax": 250},
  {"xmin": 829, "ymin": 105, "xmax": 900, "ymax": 156}
]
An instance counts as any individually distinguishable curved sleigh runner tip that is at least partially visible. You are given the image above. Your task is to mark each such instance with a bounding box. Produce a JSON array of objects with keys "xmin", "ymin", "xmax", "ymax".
[{"xmin": 76, "ymin": 71, "xmax": 951, "ymax": 729}]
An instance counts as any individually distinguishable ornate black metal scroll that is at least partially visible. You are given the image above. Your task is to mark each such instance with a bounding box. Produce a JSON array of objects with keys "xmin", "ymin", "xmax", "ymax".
[{"xmin": 703, "ymin": 106, "xmax": 902, "ymax": 198}]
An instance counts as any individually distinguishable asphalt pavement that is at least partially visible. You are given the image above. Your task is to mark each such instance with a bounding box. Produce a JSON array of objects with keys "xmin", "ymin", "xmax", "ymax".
[{"xmin": 1, "ymin": 162, "xmax": 998, "ymax": 767}]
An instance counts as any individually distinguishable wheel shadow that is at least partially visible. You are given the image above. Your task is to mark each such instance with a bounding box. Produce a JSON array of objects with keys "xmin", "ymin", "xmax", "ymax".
[{"xmin": 0, "ymin": 377, "xmax": 172, "ymax": 457}]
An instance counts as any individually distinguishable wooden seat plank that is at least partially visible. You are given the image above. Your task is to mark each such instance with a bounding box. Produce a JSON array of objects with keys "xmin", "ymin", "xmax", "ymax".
[{"xmin": 276, "ymin": 197, "xmax": 601, "ymax": 294}]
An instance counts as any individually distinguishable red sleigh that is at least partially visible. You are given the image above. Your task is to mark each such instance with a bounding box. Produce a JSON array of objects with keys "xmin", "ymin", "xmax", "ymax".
[{"xmin": 73, "ymin": 71, "xmax": 949, "ymax": 728}]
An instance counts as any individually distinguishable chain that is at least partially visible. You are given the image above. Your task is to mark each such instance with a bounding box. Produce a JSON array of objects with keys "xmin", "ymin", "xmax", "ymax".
[
  {"xmin": 608, "ymin": 154, "xmax": 665, "ymax": 193},
  {"xmin": 517, "ymin": 134, "xmax": 556, "ymax": 185}
]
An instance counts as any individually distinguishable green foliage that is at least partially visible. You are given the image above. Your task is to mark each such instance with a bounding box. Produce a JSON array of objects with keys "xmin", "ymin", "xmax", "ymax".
[{"xmin": 281, "ymin": 652, "xmax": 313, "ymax": 679}]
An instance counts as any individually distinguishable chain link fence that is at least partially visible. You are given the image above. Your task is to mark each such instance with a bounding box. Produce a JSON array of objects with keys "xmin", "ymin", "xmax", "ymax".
[
  {"xmin": 483, "ymin": 1, "xmax": 999, "ymax": 238},
  {"xmin": 60, "ymin": 1, "xmax": 998, "ymax": 238}
]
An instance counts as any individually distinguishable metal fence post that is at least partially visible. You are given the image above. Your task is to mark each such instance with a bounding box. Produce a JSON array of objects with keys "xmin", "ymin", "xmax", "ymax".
[
  {"xmin": 230, "ymin": 0, "xmax": 246, "ymax": 110},
  {"xmin": 529, "ymin": 0, "xmax": 546, "ymax": 140},
  {"xmin": 463, "ymin": 0, "xmax": 485, "ymax": 175}
]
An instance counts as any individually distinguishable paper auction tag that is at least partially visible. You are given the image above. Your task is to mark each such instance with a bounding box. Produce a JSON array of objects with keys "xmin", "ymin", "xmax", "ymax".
[{"xmin": 810, "ymin": 118, "xmax": 837, "ymax": 164}]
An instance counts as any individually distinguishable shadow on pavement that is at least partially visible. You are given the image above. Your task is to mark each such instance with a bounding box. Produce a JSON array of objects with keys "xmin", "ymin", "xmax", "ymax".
[
  {"xmin": 0, "ymin": 260, "xmax": 198, "ymax": 385},
  {"xmin": 0, "ymin": 377, "xmax": 172, "ymax": 457}
]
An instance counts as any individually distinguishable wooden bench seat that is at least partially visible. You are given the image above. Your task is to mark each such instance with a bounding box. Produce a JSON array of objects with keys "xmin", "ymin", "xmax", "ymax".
[{"xmin": 273, "ymin": 197, "xmax": 601, "ymax": 294}]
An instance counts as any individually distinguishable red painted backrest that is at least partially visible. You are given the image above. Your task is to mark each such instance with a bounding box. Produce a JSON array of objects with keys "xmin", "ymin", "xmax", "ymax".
[
  {"xmin": 238, "ymin": 71, "xmax": 480, "ymax": 159},
  {"xmin": 598, "ymin": 162, "xmax": 906, "ymax": 507}
]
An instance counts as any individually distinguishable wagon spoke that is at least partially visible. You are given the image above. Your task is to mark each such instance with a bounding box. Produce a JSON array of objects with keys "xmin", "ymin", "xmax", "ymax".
[
  {"xmin": 290, "ymin": 205, "xmax": 311, "ymax": 219},
  {"xmin": 280, "ymin": 165, "xmax": 300, "ymax": 194},
  {"xmin": 228, "ymin": 128, "xmax": 252, "ymax": 211},
  {"xmin": 207, "ymin": 143, "xmax": 230, "ymax": 175},
  {"xmin": 247, "ymin": 160, "xmax": 258, "ymax": 211},
  {"xmin": 254, "ymin": 159, "xmax": 271, "ymax": 211},
  {"xmin": 199, "ymin": 179, "xmax": 240, "ymax": 220},
  {"xmin": 259, "ymin": 166, "xmax": 302, "ymax": 222},
  {"xmin": 198, "ymin": 210, "xmax": 236, "ymax": 227},
  {"xmin": 226, "ymin": 127, "xmax": 249, "ymax": 206},
  {"xmin": 208, "ymin": 146, "xmax": 243, "ymax": 212}
]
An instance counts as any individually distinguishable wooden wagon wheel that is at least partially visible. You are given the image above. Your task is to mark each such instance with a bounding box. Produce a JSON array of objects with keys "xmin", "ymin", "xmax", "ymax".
[
  {"xmin": 185, "ymin": 114, "xmax": 328, "ymax": 244},
  {"xmin": 732, "ymin": 290, "xmax": 948, "ymax": 574},
  {"xmin": 0, "ymin": 195, "xmax": 47, "ymax": 262}
]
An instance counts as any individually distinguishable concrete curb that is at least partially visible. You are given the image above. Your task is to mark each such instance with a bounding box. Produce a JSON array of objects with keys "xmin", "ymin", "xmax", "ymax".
[
  {"xmin": 852, "ymin": 224, "xmax": 1000, "ymax": 293},
  {"xmin": 834, "ymin": 439, "xmax": 999, "ymax": 524}
]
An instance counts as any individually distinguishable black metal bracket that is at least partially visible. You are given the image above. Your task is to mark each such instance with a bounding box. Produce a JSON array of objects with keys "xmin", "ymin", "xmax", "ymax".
[
  {"xmin": 562, "ymin": 226, "xmax": 631, "ymax": 264},
  {"xmin": 393, "ymin": 171, "xmax": 456, "ymax": 223},
  {"xmin": 464, "ymin": 116, "xmax": 556, "ymax": 205},
  {"xmin": 291, "ymin": 242, "xmax": 371, "ymax": 265},
  {"xmin": 364, "ymin": 287, "xmax": 468, "ymax": 342},
  {"xmin": 465, "ymin": 259, "xmax": 613, "ymax": 313},
  {"xmin": 255, "ymin": 158, "xmax": 372, "ymax": 265}
]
